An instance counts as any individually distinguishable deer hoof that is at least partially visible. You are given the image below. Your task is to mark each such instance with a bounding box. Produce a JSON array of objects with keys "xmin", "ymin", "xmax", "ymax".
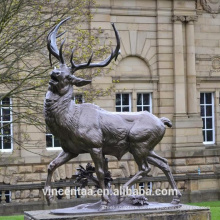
[
  {"xmin": 102, "ymin": 194, "xmax": 110, "ymax": 204},
  {"xmin": 44, "ymin": 186, "xmax": 53, "ymax": 206},
  {"xmin": 171, "ymin": 198, "xmax": 180, "ymax": 204},
  {"xmin": 99, "ymin": 204, "xmax": 108, "ymax": 211},
  {"xmin": 118, "ymin": 196, "xmax": 125, "ymax": 204},
  {"xmin": 46, "ymin": 194, "xmax": 54, "ymax": 206},
  {"xmin": 178, "ymin": 191, "xmax": 182, "ymax": 198}
]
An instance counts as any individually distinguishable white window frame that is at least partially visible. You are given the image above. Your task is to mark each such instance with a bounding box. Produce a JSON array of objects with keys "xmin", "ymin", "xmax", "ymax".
[
  {"xmin": 115, "ymin": 93, "xmax": 131, "ymax": 112},
  {"xmin": 46, "ymin": 126, "xmax": 61, "ymax": 150},
  {"xmin": 147, "ymin": 181, "xmax": 153, "ymax": 192},
  {"xmin": 0, "ymin": 97, "xmax": 13, "ymax": 152},
  {"xmin": 46, "ymin": 134, "xmax": 61, "ymax": 150},
  {"xmin": 200, "ymin": 92, "xmax": 215, "ymax": 144},
  {"xmin": 136, "ymin": 93, "xmax": 152, "ymax": 113}
]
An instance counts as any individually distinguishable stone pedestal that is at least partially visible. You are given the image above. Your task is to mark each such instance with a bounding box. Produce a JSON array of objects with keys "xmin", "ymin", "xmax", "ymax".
[{"xmin": 24, "ymin": 204, "xmax": 210, "ymax": 220}]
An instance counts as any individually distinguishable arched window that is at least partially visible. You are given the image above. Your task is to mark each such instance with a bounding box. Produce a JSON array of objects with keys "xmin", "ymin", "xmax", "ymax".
[{"xmin": 114, "ymin": 56, "xmax": 156, "ymax": 113}]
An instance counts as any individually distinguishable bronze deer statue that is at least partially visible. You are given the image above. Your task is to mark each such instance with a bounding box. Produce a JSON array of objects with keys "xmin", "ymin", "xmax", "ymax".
[{"xmin": 44, "ymin": 17, "xmax": 181, "ymax": 209}]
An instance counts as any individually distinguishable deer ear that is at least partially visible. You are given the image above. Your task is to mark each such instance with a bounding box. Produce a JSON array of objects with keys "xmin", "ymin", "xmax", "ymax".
[{"xmin": 70, "ymin": 76, "xmax": 91, "ymax": 87}]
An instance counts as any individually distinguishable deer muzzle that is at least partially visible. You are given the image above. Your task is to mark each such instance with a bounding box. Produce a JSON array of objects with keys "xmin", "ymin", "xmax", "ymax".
[{"xmin": 49, "ymin": 71, "xmax": 60, "ymax": 85}]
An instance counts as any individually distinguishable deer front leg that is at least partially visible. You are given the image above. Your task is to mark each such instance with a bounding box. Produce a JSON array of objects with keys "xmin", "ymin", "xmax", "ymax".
[
  {"xmin": 45, "ymin": 151, "xmax": 77, "ymax": 205},
  {"xmin": 90, "ymin": 148, "xmax": 109, "ymax": 209}
]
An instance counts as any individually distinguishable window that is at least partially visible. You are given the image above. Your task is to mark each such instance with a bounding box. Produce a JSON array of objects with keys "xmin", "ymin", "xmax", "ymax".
[
  {"xmin": 200, "ymin": 93, "xmax": 215, "ymax": 144},
  {"xmin": 0, "ymin": 190, "xmax": 11, "ymax": 203},
  {"xmin": 137, "ymin": 93, "xmax": 152, "ymax": 113},
  {"xmin": 0, "ymin": 97, "xmax": 13, "ymax": 151},
  {"xmin": 73, "ymin": 94, "xmax": 84, "ymax": 104},
  {"xmin": 46, "ymin": 126, "xmax": 61, "ymax": 149},
  {"xmin": 139, "ymin": 182, "xmax": 145, "ymax": 194},
  {"xmin": 147, "ymin": 182, "xmax": 153, "ymax": 192},
  {"xmin": 56, "ymin": 188, "xmax": 63, "ymax": 200},
  {"xmin": 115, "ymin": 93, "xmax": 131, "ymax": 112}
]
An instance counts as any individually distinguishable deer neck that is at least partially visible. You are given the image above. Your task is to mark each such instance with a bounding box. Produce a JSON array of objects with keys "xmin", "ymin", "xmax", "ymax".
[{"xmin": 44, "ymin": 87, "xmax": 73, "ymax": 118}]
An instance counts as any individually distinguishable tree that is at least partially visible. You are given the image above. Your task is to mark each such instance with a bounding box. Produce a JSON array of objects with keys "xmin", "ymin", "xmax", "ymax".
[{"xmin": 0, "ymin": 0, "xmax": 115, "ymax": 155}]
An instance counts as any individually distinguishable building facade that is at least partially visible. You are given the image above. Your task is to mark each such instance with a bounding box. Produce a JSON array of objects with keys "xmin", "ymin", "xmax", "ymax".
[{"xmin": 0, "ymin": 0, "xmax": 220, "ymax": 205}]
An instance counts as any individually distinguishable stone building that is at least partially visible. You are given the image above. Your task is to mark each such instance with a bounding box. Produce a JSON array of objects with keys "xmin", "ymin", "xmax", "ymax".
[{"xmin": 0, "ymin": 0, "xmax": 220, "ymax": 207}]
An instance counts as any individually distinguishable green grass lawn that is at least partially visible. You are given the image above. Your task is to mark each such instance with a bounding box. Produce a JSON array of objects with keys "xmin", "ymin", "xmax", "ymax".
[
  {"xmin": 0, "ymin": 216, "xmax": 23, "ymax": 220},
  {"xmin": 188, "ymin": 201, "xmax": 220, "ymax": 220},
  {"xmin": 0, "ymin": 201, "xmax": 219, "ymax": 220}
]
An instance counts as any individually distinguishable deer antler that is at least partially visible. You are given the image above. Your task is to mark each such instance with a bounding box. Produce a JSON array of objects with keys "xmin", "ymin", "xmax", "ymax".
[
  {"xmin": 47, "ymin": 17, "xmax": 71, "ymax": 66},
  {"xmin": 47, "ymin": 18, "xmax": 121, "ymax": 71},
  {"xmin": 70, "ymin": 23, "xmax": 120, "ymax": 72}
]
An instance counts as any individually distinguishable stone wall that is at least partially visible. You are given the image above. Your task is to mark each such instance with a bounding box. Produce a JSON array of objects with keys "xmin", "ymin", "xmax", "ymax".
[{"xmin": 1, "ymin": 152, "xmax": 220, "ymax": 195}]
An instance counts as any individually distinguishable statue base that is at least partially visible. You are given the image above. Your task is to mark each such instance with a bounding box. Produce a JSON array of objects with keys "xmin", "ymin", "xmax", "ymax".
[{"xmin": 24, "ymin": 203, "xmax": 210, "ymax": 220}]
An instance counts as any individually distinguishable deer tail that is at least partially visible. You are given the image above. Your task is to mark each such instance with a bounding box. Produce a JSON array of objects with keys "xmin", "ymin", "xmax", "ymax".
[{"xmin": 160, "ymin": 117, "xmax": 172, "ymax": 128}]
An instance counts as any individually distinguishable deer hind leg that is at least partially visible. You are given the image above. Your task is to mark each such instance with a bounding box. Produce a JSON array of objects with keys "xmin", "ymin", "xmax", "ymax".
[
  {"xmin": 147, "ymin": 156, "xmax": 182, "ymax": 204},
  {"xmin": 123, "ymin": 157, "xmax": 151, "ymax": 190},
  {"xmin": 119, "ymin": 149, "xmax": 151, "ymax": 204},
  {"xmin": 148, "ymin": 150, "xmax": 168, "ymax": 164},
  {"xmin": 45, "ymin": 150, "xmax": 78, "ymax": 205},
  {"xmin": 90, "ymin": 148, "xmax": 109, "ymax": 209}
]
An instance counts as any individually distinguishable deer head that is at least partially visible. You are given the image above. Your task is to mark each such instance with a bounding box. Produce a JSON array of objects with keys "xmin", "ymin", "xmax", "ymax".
[{"xmin": 47, "ymin": 17, "xmax": 120, "ymax": 96}]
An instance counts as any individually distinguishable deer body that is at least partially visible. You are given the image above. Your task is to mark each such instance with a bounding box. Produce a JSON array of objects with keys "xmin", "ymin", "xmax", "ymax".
[
  {"xmin": 44, "ymin": 18, "xmax": 181, "ymax": 208},
  {"xmin": 45, "ymin": 90, "xmax": 166, "ymax": 159}
]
